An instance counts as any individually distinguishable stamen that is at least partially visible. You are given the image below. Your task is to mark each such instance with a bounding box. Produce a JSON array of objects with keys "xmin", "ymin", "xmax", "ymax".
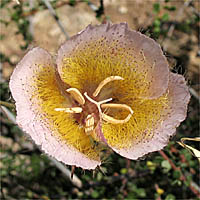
[
  {"xmin": 101, "ymin": 103, "xmax": 134, "ymax": 114},
  {"xmin": 84, "ymin": 93, "xmax": 133, "ymax": 124},
  {"xmin": 66, "ymin": 88, "xmax": 85, "ymax": 105},
  {"xmin": 93, "ymin": 76, "xmax": 124, "ymax": 97},
  {"xmin": 85, "ymin": 114, "xmax": 95, "ymax": 134},
  {"xmin": 55, "ymin": 107, "xmax": 82, "ymax": 113},
  {"xmin": 102, "ymin": 113, "xmax": 132, "ymax": 124},
  {"xmin": 101, "ymin": 103, "xmax": 134, "ymax": 124}
]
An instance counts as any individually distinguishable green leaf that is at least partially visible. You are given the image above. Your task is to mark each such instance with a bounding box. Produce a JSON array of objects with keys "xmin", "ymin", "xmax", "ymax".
[
  {"xmin": 120, "ymin": 168, "xmax": 128, "ymax": 174},
  {"xmin": 82, "ymin": 174, "xmax": 91, "ymax": 181},
  {"xmin": 126, "ymin": 193, "xmax": 136, "ymax": 199},
  {"xmin": 164, "ymin": 5, "xmax": 176, "ymax": 11},
  {"xmin": 153, "ymin": 27, "xmax": 161, "ymax": 33},
  {"xmin": 154, "ymin": 19, "xmax": 161, "ymax": 27},
  {"xmin": 162, "ymin": 13, "xmax": 169, "ymax": 21},
  {"xmin": 173, "ymin": 170, "xmax": 181, "ymax": 179},
  {"xmin": 147, "ymin": 161, "xmax": 157, "ymax": 171},
  {"xmin": 186, "ymin": 174, "xmax": 192, "ymax": 184},
  {"xmin": 161, "ymin": 160, "xmax": 171, "ymax": 172},
  {"xmin": 27, "ymin": 191, "xmax": 33, "ymax": 198},
  {"xmin": 171, "ymin": 180, "xmax": 182, "ymax": 186},
  {"xmin": 97, "ymin": 172, "xmax": 103, "ymax": 181},
  {"xmin": 0, "ymin": 34, "xmax": 5, "ymax": 40},
  {"xmin": 153, "ymin": 3, "xmax": 160, "ymax": 14},
  {"xmin": 91, "ymin": 190, "xmax": 99, "ymax": 198},
  {"xmin": 136, "ymin": 188, "xmax": 146, "ymax": 198},
  {"xmin": 69, "ymin": 0, "xmax": 76, "ymax": 6},
  {"xmin": 128, "ymin": 183, "xmax": 137, "ymax": 192},
  {"xmin": 165, "ymin": 194, "xmax": 176, "ymax": 200},
  {"xmin": 0, "ymin": 0, "xmax": 11, "ymax": 8}
]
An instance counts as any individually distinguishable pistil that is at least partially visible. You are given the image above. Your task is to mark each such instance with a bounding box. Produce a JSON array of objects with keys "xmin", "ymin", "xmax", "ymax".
[
  {"xmin": 84, "ymin": 92, "xmax": 112, "ymax": 115},
  {"xmin": 55, "ymin": 76, "xmax": 134, "ymax": 138}
]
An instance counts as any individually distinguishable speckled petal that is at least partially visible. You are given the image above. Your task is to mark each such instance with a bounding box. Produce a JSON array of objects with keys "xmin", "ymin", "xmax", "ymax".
[
  {"xmin": 9, "ymin": 47, "xmax": 100, "ymax": 169},
  {"xmin": 57, "ymin": 22, "xmax": 169, "ymax": 99},
  {"xmin": 110, "ymin": 73, "xmax": 190, "ymax": 159}
]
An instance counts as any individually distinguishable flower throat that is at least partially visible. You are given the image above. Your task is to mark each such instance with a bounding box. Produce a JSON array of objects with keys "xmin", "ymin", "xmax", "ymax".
[{"xmin": 55, "ymin": 76, "xmax": 134, "ymax": 140}]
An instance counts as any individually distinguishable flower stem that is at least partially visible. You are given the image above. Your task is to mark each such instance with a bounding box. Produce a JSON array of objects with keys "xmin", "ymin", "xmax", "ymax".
[{"xmin": 0, "ymin": 101, "xmax": 15, "ymax": 108}]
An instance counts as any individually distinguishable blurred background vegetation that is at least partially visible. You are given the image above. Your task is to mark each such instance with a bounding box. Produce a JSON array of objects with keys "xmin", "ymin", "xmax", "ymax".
[{"xmin": 0, "ymin": 0, "xmax": 199, "ymax": 199}]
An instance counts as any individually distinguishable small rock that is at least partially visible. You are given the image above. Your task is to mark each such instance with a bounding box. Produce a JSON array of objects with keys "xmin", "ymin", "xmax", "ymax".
[{"xmin": 119, "ymin": 6, "xmax": 128, "ymax": 14}]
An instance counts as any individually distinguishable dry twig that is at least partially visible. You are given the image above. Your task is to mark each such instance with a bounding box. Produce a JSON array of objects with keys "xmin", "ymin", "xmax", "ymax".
[
  {"xmin": 22, "ymin": 0, "xmax": 98, "ymax": 17},
  {"xmin": 163, "ymin": 0, "xmax": 193, "ymax": 51},
  {"xmin": 159, "ymin": 150, "xmax": 200, "ymax": 198},
  {"xmin": 189, "ymin": 87, "xmax": 200, "ymax": 104},
  {"xmin": 42, "ymin": 0, "xmax": 70, "ymax": 40},
  {"xmin": 0, "ymin": 104, "xmax": 82, "ymax": 188}
]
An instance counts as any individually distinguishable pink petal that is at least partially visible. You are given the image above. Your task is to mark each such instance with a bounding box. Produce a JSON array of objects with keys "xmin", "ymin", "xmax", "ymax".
[
  {"xmin": 57, "ymin": 22, "xmax": 169, "ymax": 99},
  {"xmin": 110, "ymin": 72, "xmax": 190, "ymax": 159},
  {"xmin": 9, "ymin": 47, "xmax": 100, "ymax": 169}
]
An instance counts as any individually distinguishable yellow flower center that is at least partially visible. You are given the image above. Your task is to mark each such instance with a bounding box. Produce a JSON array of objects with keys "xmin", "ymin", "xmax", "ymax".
[{"xmin": 55, "ymin": 76, "xmax": 134, "ymax": 140}]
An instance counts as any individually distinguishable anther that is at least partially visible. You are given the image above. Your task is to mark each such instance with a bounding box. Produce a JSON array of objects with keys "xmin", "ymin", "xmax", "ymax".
[
  {"xmin": 102, "ymin": 113, "xmax": 132, "ymax": 124},
  {"xmin": 101, "ymin": 103, "xmax": 134, "ymax": 114},
  {"xmin": 101, "ymin": 103, "xmax": 134, "ymax": 124},
  {"xmin": 85, "ymin": 114, "xmax": 95, "ymax": 134},
  {"xmin": 93, "ymin": 76, "xmax": 124, "ymax": 97},
  {"xmin": 55, "ymin": 107, "xmax": 82, "ymax": 113},
  {"xmin": 66, "ymin": 88, "xmax": 85, "ymax": 105}
]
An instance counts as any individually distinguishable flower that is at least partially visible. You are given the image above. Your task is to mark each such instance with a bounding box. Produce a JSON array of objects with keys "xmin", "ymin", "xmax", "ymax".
[{"xmin": 9, "ymin": 22, "xmax": 190, "ymax": 169}]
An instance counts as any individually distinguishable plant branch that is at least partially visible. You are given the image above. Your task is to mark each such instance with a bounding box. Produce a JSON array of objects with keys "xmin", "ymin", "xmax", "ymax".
[
  {"xmin": 49, "ymin": 157, "xmax": 82, "ymax": 188},
  {"xmin": 0, "ymin": 106, "xmax": 16, "ymax": 124},
  {"xmin": 0, "ymin": 104, "xmax": 82, "ymax": 188},
  {"xmin": 22, "ymin": 0, "xmax": 98, "ymax": 17},
  {"xmin": 42, "ymin": 0, "xmax": 70, "ymax": 40},
  {"xmin": 163, "ymin": 0, "xmax": 193, "ymax": 51},
  {"xmin": 0, "ymin": 100, "xmax": 15, "ymax": 108},
  {"xmin": 159, "ymin": 150, "xmax": 200, "ymax": 198},
  {"xmin": 189, "ymin": 87, "xmax": 200, "ymax": 104}
]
